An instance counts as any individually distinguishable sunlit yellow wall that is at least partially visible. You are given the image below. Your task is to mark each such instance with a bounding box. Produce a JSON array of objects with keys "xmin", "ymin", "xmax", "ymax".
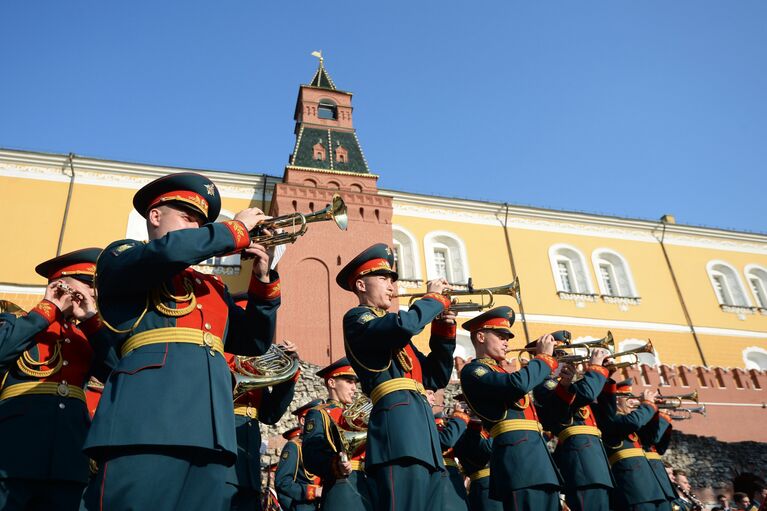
[
  {"xmin": 393, "ymin": 210, "xmax": 767, "ymax": 369},
  {"xmin": 662, "ymin": 243, "xmax": 767, "ymax": 331}
]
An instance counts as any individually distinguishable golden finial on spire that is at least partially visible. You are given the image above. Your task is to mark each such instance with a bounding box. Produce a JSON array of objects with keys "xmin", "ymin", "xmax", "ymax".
[{"xmin": 311, "ymin": 50, "xmax": 324, "ymax": 65}]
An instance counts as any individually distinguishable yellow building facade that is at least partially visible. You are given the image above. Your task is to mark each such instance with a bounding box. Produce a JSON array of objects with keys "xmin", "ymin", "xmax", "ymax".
[{"xmin": 1, "ymin": 147, "xmax": 766, "ymax": 371}]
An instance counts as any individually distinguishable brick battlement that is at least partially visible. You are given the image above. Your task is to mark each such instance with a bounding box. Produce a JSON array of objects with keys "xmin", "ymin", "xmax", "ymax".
[{"xmin": 617, "ymin": 364, "xmax": 767, "ymax": 442}]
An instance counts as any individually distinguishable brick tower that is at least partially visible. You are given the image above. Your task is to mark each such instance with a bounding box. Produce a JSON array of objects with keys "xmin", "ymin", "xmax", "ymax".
[{"xmin": 272, "ymin": 55, "xmax": 393, "ymax": 365}]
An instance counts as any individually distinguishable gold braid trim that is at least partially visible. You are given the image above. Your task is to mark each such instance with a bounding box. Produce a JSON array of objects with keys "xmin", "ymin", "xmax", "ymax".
[
  {"xmin": 395, "ymin": 348, "xmax": 413, "ymax": 372},
  {"xmin": 151, "ymin": 278, "xmax": 197, "ymax": 317},
  {"xmin": 17, "ymin": 341, "xmax": 63, "ymax": 378}
]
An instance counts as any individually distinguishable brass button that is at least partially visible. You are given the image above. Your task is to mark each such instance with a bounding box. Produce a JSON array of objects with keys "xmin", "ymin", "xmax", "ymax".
[
  {"xmin": 57, "ymin": 383, "xmax": 70, "ymax": 397},
  {"xmin": 64, "ymin": 338, "xmax": 71, "ymax": 344},
  {"xmin": 62, "ymin": 360, "xmax": 69, "ymax": 366},
  {"xmin": 196, "ymin": 304, "xmax": 203, "ymax": 310},
  {"xmin": 203, "ymin": 332, "xmax": 214, "ymax": 347},
  {"xmin": 195, "ymin": 278, "xmax": 202, "ymax": 284},
  {"xmin": 204, "ymin": 323, "xmax": 212, "ymax": 330},
  {"xmin": 59, "ymin": 403, "xmax": 66, "ymax": 409}
]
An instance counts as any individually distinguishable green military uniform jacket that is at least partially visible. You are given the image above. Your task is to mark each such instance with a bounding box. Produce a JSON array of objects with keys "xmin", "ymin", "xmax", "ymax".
[
  {"xmin": 342, "ymin": 296, "xmax": 455, "ymax": 470},
  {"xmin": 460, "ymin": 355, "xmax": 563, "ymax": 499}
]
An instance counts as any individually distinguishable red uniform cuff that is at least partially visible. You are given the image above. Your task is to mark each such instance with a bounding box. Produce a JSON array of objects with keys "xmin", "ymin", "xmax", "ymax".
[
  {"xmin": 659, "ymin": 412, "xmax": 672, "ymax": 423},
  {"xmin": 248, "ymin": 274, "xmax": 281, "ymax": 300},
  {"xmin": 603, "ymin": 382, "xmax": 618, "ymax": 394},
  {"xmin": 222, "ymin": 220, "xmax": 251, "ymax": 250},
  {"xmin": 421, "ymin": 292, "xmax": 451, "ymax": 310},
  {"xmin": 79, "ymin": 314, "xmax": 104, "ymax": 336},
  {"xmin": 554, "ymin": 383, "xmax": 576, "ymax": 405},
  {"xmin": 291, "ymin": 368, "xmax": 302, "ymax": 383},
  {"xmin": 586, "ymin": 364, "xmax": 610, "ymax": 378},
  {"xmin": 451, "ymin": 411, "xmax": 471, "ymax": 425},
  {"xmin": 431, "ymin": 320, "xmax": 456, "ymax": 338},
  {"xmin": 306, "ymin": 484, "xmax": 320, "ymax": 501},
  {"xmin": 534, "ymin": 354, "xmax": 558, "ymax": 372},
  {"xmin": 30, "ymin": 300, "xmax": 61, "ymax": 324},
  {"xmin": 468, "ymin": 419, "xmax": 483, "ymax": 431}
]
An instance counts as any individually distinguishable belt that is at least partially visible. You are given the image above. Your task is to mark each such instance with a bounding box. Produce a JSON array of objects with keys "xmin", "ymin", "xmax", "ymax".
[
  {"xmin": 490, "ymin": 419, "xmax": 542, "ymax": 438},
  {"xmin": 645, "ymin": 451, "xmax": 662, "ymax": 461},
  {"xmin": 350, "ymin": 460, "xmax": 365, "ymax": 472},
  {"xmin": 121, "ymin": 327, "xmax": 224, "ymax": 357},
  {"xmin": 443, "ymin": 458, "xmax": 459, "ymax": 468},
  {"xmin": 234, "ymin": 405, "xmax": 259, "ymax": 419},
  {"xmin": 558, "ymin": 425, "xmax": 602, "ymax": 443},
  {"xmin": 469, "ymin": 468, "xmax": 490, "ymax": 481},
  {"xmin": 370, "ymin": 378, "xmax": 426, "ymax": 405},
  {"xmin": 608, "ymin": 448, "xmax": 647, "ymax": 466},
  {"xmin": 0, "ymin": 381, "xmax": 86, "ymax": 403}
]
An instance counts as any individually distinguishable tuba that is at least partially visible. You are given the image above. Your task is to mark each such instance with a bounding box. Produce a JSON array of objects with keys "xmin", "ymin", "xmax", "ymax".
[
  {"xmin": 396, "ymin": 277, "xmax": 520, "ymax": 312},
  {"xmin": 232, "ymin": 344, "xmax": 300, "ymax": 398},
  {"xmin": 250, "ymin": 194, "xmax": 348, "ymax": 247}
]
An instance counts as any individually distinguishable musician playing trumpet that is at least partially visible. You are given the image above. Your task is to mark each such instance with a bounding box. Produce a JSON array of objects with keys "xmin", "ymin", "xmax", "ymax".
[
  {"xmin": 459, "ymin": 306, "xmax": 563, "ymax": 511},
  {"xmin": 302, "ymin": 358, "xmax": 373, "ymax": 510},
  {"xmin": 593, "ymin": 378, "xmax": 670, "ymax": 511},
  {"xmin": 638, "ymin": 407, "xmax": 681, "ymax": 510},
  {"xmin": 0, "ymin": 248, "xmax": 115, "ymax": 510},
  {"xmin": 533, "ymin": 347, "xmax": 614, "ymax": 511}
]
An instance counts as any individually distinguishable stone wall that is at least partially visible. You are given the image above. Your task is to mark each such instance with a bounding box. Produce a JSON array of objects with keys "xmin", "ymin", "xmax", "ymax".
[{"xmin": 260, "ymin": 362, "xmax": 767, "ymax": 503}]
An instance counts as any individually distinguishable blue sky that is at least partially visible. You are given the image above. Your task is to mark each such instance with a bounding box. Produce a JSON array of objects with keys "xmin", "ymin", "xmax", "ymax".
[{"xmin": 1, "ymin": 2, "xmax": 765, "ymax": 233}]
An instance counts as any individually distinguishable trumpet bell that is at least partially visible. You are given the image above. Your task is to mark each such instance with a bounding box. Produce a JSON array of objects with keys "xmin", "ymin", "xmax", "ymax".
[{"xmin": 250, "ymin": 193, "xmax": 348, "ymax": 247}]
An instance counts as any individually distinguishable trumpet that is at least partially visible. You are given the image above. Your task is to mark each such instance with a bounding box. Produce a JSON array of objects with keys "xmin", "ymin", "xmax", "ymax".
[
  {"xmin": 396, "ymin": 277, "xmax": 520, "ymax": 312},
  {"xmin": 657, "ymin": 390, "xmax": 699, "ymax": 404},
  {"xmin": 668, "ymin": 405, "xmax": 706, "ymax": 420},
  {"xmin": 567, "ymin": 332, "xmax": 615, "ymax": 353},
  {"xmin": 232, "ymin": 344, "xmax": 300, "ymax": 397},
  {"xmin": 249, "ymin": 193, "xmax": 348, "ymax": 247},
  {"xmin": 604, "ymin": 340, "xmax": 655, "ymax": 370}
]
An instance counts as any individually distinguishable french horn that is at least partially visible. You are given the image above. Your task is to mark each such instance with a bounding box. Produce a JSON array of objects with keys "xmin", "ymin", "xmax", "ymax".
[{"xmin": 232, "ymin": 344, "xmax": 300, "ymax": 397}]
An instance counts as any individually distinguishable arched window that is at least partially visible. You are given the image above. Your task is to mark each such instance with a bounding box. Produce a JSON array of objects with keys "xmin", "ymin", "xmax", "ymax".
[
  {"xmin": 317, "ymin": 99, "xmax": 338, "ymax": 120},
  {"xmin": 745, "ymin": 265, "xmax": 767, "ymax": 309},
  {"xmin": 197, "ymin": 210, "xmax": 242, "ymax": 275},
  {"xmin": 743, "ymin": 347, "xmax": 767, "ymax": 370},
  {"xmin": 548, "ymin": 244, "xmax": 593, "ymax": 294},
  {"xmin": 424, "ymin": 231, "xmax": 469, "ymax": 285},
  {"xmin": 618, "ymin": 339, "xmax": 660, "ymax": 367},
  {"xmin": 392, "ymin": 226, "xmax": 422, "ymax": 282},
  {"xmin": 706, "ymin": 261, "xmax": 750, "ymax": 307},
  {"xmin": 592, "ymin": 249, "xmax": 638, "ymax": 298}
]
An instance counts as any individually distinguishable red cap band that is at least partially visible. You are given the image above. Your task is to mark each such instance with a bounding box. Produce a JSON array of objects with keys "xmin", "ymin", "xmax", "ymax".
[
  {"xmin": 148, "ymin": 190, "xmax": 209, "ymax": 218},
  {"xmin": 473, "ymin": 316, "xmax": 511, "ymax": 332},
  {"xmin": 348, "ymin": 258, "xmax": 393, "ymax": 288},
  {"xmin": 325, "ymin": 366, "xmax": 356, "ymax": 380},
  {"xmin": 50, "ymin": 262, "xmax": 96, "ymax": 280}
]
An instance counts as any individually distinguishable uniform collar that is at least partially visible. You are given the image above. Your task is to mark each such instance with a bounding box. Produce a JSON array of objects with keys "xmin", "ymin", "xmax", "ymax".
[{"xmin": 476, "ymin": 356, "xmax": 498, "ymax": 366}]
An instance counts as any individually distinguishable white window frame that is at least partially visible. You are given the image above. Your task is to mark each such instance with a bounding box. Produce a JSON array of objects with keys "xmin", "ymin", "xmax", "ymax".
[
  {"xmin": 706, "ymin": 260, "xmax": 752, "ymax": 307},
  {"xmin": 618, "ymin": 339, "xmax": 660, "ymax": 367},
  {"xmin": 592, "ymin": 248, "xmax": 638, "ymax": 298},
  {"xmin": 424, "ymin": 231, "xmax": 470, "ymax": 285},
  {"xmin": 392, "ymin": 225, "xmax": 423, "ymax": 281},
  {"xmin": 744, "ymin": 264, "xmax": 767, "ymax": 309},
  {"xmin": 548, "ymin": 244, "xmax": 595, "ymax": 294},
  {"xmin": 742, "ymin": 346, "xmax": 767, "ymax": 371}
]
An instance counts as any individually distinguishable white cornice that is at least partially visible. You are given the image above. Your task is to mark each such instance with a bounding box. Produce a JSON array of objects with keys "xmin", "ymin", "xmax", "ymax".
[
  {"xmin": 0, "ymin": 148, "xmax": 281, "ymax": 200},
  {"xmin": 383, "ymin": 189, "xmax": 767, "ymax": 254}
]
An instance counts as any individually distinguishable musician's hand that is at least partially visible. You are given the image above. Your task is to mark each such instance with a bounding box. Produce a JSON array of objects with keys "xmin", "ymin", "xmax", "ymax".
[
  {"xmin": 437, "ymin": 309, "xmax": 457, "ymax": 324},
  {"xmin": 535, "ymin": 334, "xmax": 556, "ymax": 356},
  {"xmin": 280, "ymin": 340, "xmax": 298, "ymax": 359},
  {"xmin": 44, "ymin": 280, "xmax": 73, "ymax": 315},
  {"xmin": 500, "ymin": 358, "xmax": 515, "ymax": 373},
  {"xmin": 234, "ymin": 207, "xmax": 268, "ymax": 233},
  {"xmin": 603, "ymin": 356, "xmax": 616, "ymax": 375},
  {"xmin": 244, "ymin": 241, "xmax": 271, "ymax": 282},
  {"xmin": 426, "ymin": 278, "xmax": 450, "ymax": 295},
  {"xmin": 641, "ymin": 389, "xmax": 659, "ymax": 403},
  {"xmin": 558, "ymin": 363, "xmax": 577, "ymax": 387},
  {"xmin": 452, "ymin": 400, "xmax": 466, "ymax": 414},
  {"xmin": 67, "ymin": 279, "xmax": 97, "ymax": 321},
  {"xmin": 589, "ymin": 348, "xmax": 610, "ymax": 367},
  {"xmin": 333, "ymin": 457, "xmax": 352, "ymax": 478}
]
